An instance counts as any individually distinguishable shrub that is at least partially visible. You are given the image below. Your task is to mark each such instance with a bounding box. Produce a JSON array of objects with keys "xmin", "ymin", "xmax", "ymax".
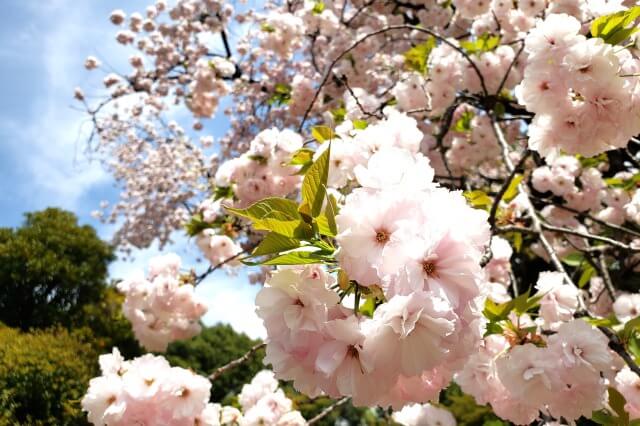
[{"xmin": 0, "ymin": 325, "xmax": 96, "ymax": 425}]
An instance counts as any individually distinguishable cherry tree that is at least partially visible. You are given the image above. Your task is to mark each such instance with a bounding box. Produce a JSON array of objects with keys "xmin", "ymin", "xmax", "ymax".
[{"xmin": 76, "ymin": 0, "xmax": 640, "ymax": 424}]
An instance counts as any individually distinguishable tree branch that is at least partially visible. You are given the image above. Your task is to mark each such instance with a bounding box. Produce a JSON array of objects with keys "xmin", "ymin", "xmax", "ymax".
[
  {"xmin": 598, "ymin": 326, "xmax": 640, "ymax": 377},
  {"xmin": 208, "ymin": 342, "xmax": 266, "ymax": 381},
  {"xmin": 307, "ymin": 397, "xmax": 350, "ymax": 425},
  {"xmin": 489, "ymin": 114, "xmax": 574, "ymax": 287}
]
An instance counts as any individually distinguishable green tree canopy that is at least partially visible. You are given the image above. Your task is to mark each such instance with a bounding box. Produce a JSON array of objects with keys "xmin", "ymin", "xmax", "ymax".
[
  {"xmin": 0, "ymin": 324, "xmax": 96, "ymax": 425},
  {"xmin": 0, "ymin": 208, "xmax": 114, "ymax": 330}
]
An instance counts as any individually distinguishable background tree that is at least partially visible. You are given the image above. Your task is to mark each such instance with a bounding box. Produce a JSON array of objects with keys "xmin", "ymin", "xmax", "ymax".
[
  {"xmin": 0, "ymin": 325, "xmax": 96, "ymax": 425},
  {"xmin": 0, "ymin": 208, "xmax": 114, "ymax": 330},
  {"xmin": 0, "ymin": 208, "xmax": 141, "ymax": 425}
]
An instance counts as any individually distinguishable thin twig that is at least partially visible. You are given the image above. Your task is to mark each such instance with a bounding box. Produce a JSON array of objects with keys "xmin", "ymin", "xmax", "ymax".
[
  {"xmin": 598, "ymin": 326, "xmax": 640, "ymax": 377},
  {"xmin": 496, "ymin": 39, "xmax": 524, "ymax": 95},
  {"xmin": 298, "ymin": 24, "xmax": 488, "ymax": 131},
  {"xmin": 597, "ymin": 253, "xmax": 617, "ymax": 300},
  {"xmin": 489, "ymin": 114, "xmax": 574, "ymax": 286},
  {"xmin": 307, "ymin": 397, "xmax": 350, "ymax": 425},
  {"xmin": 195, "ymin": 249, "xmax": 249, "ymax": 285},
  {"xmin": 481, "ymin": 150, "xmax": 528, "ymax": 276},
  {"xmin": 208, "ymin": 343, "xmax": 266, "ymax": 381},
  {"xmin": 539, "ymin": 223, "xmax": 640, "ymax": 252}
]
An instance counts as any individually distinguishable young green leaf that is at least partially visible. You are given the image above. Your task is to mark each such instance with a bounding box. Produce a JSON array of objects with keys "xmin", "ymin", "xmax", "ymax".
[
  {"xmin": 561, "ymin": 252, "xmax": 585, "ymax": 267},
  {"xmin": 460, "ymin": 33, "xmax": 501, "ymax": 55},
  {"xmin": 259, "ymin": 250, "xmax": 333, "ymax": 265},
  {"xmin": 502, "ymin": 174, "xmax": 523, "ymax": 203},
  {"xmin": 352, "ymin": 120, "xmax": 368, "ymax": 130},
  {"xmin": 289, "ymin": 148, "xmax": 315, "ymax": 166},
  {"xmin": 213, "ymin": 186, "xmax": 234, "ymax": 201},
  {"xmin": 323, "ymin": 192, "xmax": 339, "ymax": 237},
  {"xmin": 311, "ymin": 126, "xmax": 336, "ymax": 143},
  {"xmin": 578, "ymin": 263, "xmax": 596, "ymax": 288},
  {"xmin": 225, "ymin": 197, "xmax": 313, "ymax": 238},
  {"xmin": 403, "ymin": 37, "xmax": 437, "ymax": 74},
  {"xmin": 464, "ymin": 190, "xmax": 493, "ymax": 210},
  {"xmin": 591, "ymin": 6, "xmax": 640, "ymax": 45},
  {"xmin": 608, "ymin": 386, "xmax": 630, "ymax": 426},
  {"xmin": 453, "ymin": 110, "xmax": 474, "ymax": 132},
  {"xmin": 622, "ymin": 316, "xmax": 640, "ymax": 342},
  {"xmin": 483, "ymin": 298, "xmax": 516, "ymax": 322},
  {"xmin": 251, "ymin": 232, "xmax": 301, "ymax": 257},
  {"xmin": 301, "ymin": 145, "xmax": 331, "ymax": 217}
]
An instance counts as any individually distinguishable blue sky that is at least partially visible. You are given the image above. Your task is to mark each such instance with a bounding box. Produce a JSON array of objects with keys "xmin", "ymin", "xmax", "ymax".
[{"xmin": 0, "ymin": 0, "xmax": 265, "ymax": 338}]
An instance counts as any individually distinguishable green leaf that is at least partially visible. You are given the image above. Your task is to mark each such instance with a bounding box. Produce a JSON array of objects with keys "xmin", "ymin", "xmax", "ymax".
[
  {"xmin": 561, "ymin": 252, "xmax": 585, "ymax": 267},
  {"xmin": 360, "ymin": 297, "xmax": 375, "ymax": 318},
  {"xmin": 225, "ymin": 198, "xmax": 313, "ymax": 238},
  {"xmin": 267, "ymin": 83, "xmax": 291, "ymax": 106},
  {"xmin": 578, "ymin": 263, "xmax": 596, "ymax": 288},
  {"xmin": 484, "ymin": 321, "xmax": 504, "ymax": 337},
  {"xmin": 502, "ymin": 174, "xmax": 523, "ymax": 203},
  {"xmin": 324, "ymin": 192, "xmax": 339, "ymax": 237},
  {"xmin": 609, "ymin": 386, "xmax": 630, "ymax": 426},
  {"xmin": 591, "ymin": 6, "xmax": 640, "ymax": 45},
  {"xmin": 460, "ymin": 33, "xmax": 501, "ymax": 55},
  {"xmin": 184, "ymin": 213, "xmax": 214, "ymax": 237},
  {"xmin": 258, "ymin": 250, "xmax": 333, "ymax": 265},
  {"xmin": 453, "ymin": 110, "xmax": 474, "ymax": 132},
  {"xmin": 311, "ymin": 126, "xmax": 337, "ymax": 143},
  {"xmin": 483, "ymin": 298, "xmax": 516, "ymax": 322},
  {"xmin": 511, "ymin": 232, "xmax": 523, "ymax": 252},
  {"xmin": 301, "ymin": 146, "xmax": 331, "ymax": 217},
  {"xmin": 214, "ymin": 186, "xmax": 234, "ymax": 201},
  {"xmin": 623, "ymin": 316, "xmax": 640, "ymax": 341},
  {"xmin": 403, "ymin": 37, "xmax": 436, "ymax": 74},
  {"xmin": 605, "ymin": 177, "xmax": 627, "ymax": 188},
  {"xmin": 311, "ymin": 1, "xmax": 325, "ymax": 14},
  {"xmin": 352, "ymin": 120, "xmax": 368, "ymax": 130},
  {"xmin": 578, "ymin": 153, "xmax": 609, "ymax": 168},
  {"xmin": 261, "ymin": 22, "xmax": 275, "ymax": 33},
  {"xmin": 592, "ymin": 409, "xmax": 618, "ymax": 425},
  {"xmin": 316, "ymin": 214, "xmax": 334, "ymax": 237},
  {"xmin": 289, "ymin": 148, "xmax": 315, "ymax": 166},
  {"xmin": 251, "ymin": 232, "xmax": 301, "ymax": 257},
  {"xmin": 330, "ymin": 106, "xmax": 346, "ymax": 124},
  {"xmin": 629, "ymin": 334, "xmax": 640, "ymax": 363},
  {"xmin": 464, "ymin": 190, "xmax": 492, "ymax": 210},
  {"xmin": 513, "ymin": 290, "xmax": 544, "ymax": 315},
  {"xmin": 586, "ymin": 315, "xmax": 620, "ymax": 328}
]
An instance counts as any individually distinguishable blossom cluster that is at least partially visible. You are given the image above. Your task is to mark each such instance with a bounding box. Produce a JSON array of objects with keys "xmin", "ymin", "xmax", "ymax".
[
  {"xmin": 518, "ymin": 13, "xmax": 640, "ymax": 158},
  {"xmin": 256, "ymin": 146, "xmax": 490, "ymax": 407},
  {"xmin": 456, "ymin": 318, "xmax": 615, "ymax": 424},
  {"xmin": 318, "ymin": 110, "xmax": 423, "ymax": 189},
  {"xmin": 215, "ymin": 128, "xmax": 303, "ymax": 207},
  {"xmin": 82, "ymin": 348, "xmax": 216, "ymax": 425},
  {"xmin": 83, "ymin": 351, "xmax": 306, "ymax": 426},
  {"xmin": 118, "ymin": 253, "xmax": 207, "ymax": 351},
  {"xmin": 236, "ymin": 370, "xmax": 306, "ymax": 425}
]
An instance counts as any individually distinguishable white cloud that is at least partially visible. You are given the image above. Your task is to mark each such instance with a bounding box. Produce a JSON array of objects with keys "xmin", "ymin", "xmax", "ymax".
[{"xmin": 197, "ymin": 275, "xmax": 266, "ymax": 339}]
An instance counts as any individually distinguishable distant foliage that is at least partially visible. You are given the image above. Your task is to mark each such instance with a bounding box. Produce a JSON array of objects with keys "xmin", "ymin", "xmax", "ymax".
[
  {"xmin": 74, "ymin": 286, "xmax": 142, "ymax": 359},
  {"xmin": 0, "ymin": 325, "xmax": 96, "ymax": 425},
  {"xmin": 0, "ymin": 208, "xmax": 114, "ymax": 330},
  {"xmin": 440, "ymin": 384, "xmax": 509, "ymax": 426}
]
